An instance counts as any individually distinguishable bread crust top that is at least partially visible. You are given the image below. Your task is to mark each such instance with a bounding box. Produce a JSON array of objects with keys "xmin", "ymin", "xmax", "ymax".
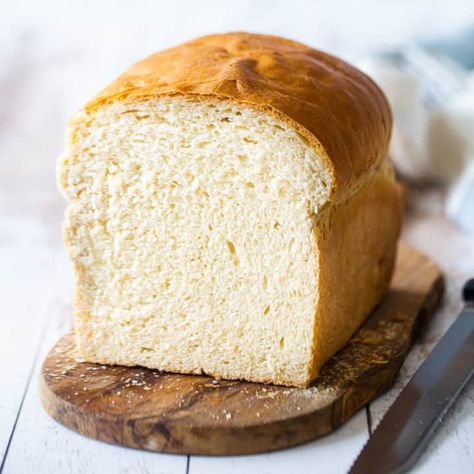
[{"xmin": 85, "ymin": 32, "xmax": 392, "ymax": 200}]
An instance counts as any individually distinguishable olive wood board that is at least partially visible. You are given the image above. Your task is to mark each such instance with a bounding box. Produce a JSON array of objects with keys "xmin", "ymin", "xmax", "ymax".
[{"xmin": 40, "ymin": 242, "xmax": 443, "ymax": 455}]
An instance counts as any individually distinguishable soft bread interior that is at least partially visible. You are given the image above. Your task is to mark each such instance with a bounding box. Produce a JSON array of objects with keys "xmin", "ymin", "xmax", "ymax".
[{"xmin": 59, "ymin": 98, "xmax": 332, "ymax": 386}]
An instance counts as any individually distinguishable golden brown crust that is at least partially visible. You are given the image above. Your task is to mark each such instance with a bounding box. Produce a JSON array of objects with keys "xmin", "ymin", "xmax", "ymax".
[
  {"xmin": 84, "ymin": 32, "xmax": 392, "ymax": 199},
  {"xmin": 310, "ymin": 162, "xmax": 403, "ymax": 379}
]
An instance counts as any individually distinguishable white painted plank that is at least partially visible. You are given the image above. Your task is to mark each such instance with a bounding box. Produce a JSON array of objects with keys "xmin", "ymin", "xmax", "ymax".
[
  {"xmin": 367, "ymin": 189, "xmax": 474, "ymax": 473},
  {"xmin": 412, "ymin": 380, "xmax": 474, "ymax": 473},
  {"xmin": 189, "ymin": 411, "xmax": 369, "ymax": 474},
  {"xmin": 1, "ymin": 280, "xmax": 188, "ymax": 474},
  {"xmin": 0, "ymin": 215, "xmax": 67, "ymax": 463},
  {"xmin": 367, "ymin": 343, "xmax": 474, "ymax": 473}
]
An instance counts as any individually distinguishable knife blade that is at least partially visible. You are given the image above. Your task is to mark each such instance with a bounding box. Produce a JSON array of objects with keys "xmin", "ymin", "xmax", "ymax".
[{"xmin": 349, "ymin": 279, "xmax": 474, "ymax": 474}]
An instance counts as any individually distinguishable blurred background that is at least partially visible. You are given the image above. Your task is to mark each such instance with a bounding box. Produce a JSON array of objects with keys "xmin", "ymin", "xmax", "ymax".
[{"xmin": 1, "ymin": 1, "xmax": 474, "ymax": 471}]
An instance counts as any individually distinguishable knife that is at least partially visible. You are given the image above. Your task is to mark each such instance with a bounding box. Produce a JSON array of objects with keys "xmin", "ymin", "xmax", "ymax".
[{"xmin": 349, "ymin": 278, "xmax": 474, "ymax": 474}]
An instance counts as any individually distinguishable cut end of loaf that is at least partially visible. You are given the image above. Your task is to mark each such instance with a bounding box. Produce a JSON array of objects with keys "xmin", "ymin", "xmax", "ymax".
[{"xmin": 59, "ymin": 97, "xmax": 333, "ymax": 387}]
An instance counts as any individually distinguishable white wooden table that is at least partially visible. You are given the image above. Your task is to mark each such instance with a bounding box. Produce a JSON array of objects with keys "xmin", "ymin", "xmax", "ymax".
[{"xmin": 1, "ymin": 1, "xmax": 473, "ymax": 472}]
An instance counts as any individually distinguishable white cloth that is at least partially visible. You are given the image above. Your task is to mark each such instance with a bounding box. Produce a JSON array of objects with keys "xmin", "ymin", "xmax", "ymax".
[{"xmin": 356, "ymin": 57, "xmax": 474, "ymax": 183}]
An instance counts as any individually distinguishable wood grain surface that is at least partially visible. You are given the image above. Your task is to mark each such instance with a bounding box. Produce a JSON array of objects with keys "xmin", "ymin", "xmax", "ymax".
[{"xmin": 39, "ymin": 242, "xmax": 443, "ymax": 455}]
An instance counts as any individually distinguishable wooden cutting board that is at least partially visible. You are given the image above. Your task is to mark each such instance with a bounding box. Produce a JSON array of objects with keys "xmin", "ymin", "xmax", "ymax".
[{"xmin": 40, "ymin": 243, "xmax": 443, "ymax": 455}]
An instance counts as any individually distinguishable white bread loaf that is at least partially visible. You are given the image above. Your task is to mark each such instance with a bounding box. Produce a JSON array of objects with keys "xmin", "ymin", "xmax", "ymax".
[{"xmin": 58, "ymin": 33, "xmax": 402, "ymax": 388}]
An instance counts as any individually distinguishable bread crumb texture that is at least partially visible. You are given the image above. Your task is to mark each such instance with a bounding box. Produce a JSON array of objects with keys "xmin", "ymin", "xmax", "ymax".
[{"xmin": 60, "ymin": 98, "xmax": 337, "ymax": 387}]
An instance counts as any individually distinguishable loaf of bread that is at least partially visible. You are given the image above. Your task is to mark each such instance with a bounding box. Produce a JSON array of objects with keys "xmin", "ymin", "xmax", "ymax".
[{"xmin": 58, "ymin": 33, "xmax": 402, "ymax": 388}]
